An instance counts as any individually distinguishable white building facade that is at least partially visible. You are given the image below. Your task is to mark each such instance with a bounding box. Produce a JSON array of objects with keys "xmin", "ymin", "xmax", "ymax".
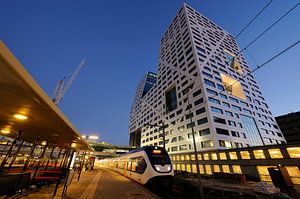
[{"xmin": 129, "ymin": 4, "xmax": 285, "ymax": 154}]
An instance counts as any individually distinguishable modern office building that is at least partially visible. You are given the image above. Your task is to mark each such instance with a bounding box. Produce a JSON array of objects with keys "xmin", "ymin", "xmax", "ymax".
[
  {"xmin": 129, "ymin": 71, "xmax": 157, "ymax": 147},
  {"xmin": 276, "ymin": 111, "xmax": 300, "ymax": 143},
  {"xmin": 128, "ymin": 4, "xmax": 286, "ymax": 152}
]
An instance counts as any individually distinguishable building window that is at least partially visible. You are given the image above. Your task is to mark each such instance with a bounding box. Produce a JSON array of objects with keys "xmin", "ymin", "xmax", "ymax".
[
  {"xmin": 213, "ymin": 116, "xmax": 226, "ymax": 124},
  {"xmin": 220, "ymin": 73, "xmax": 246, "ymax": 100},
  {"xmin": 257, "ymin": 166, "xmax": 276, "ymax": 182},
  {"xmin": 268, "ymin": 149, "xmax": 283, "ymax": 159},
  {"xmin": 211, "ymin": 153, "xmax": 217, "ymax": 160},
  {"xmin": 165, "ymin": 86, "xmax": 177, "ymax": 113},
  {"xmin": 229, "ymin": 152, "xmax": 238, "ymax": 160},
  {"xmin": 201, "ymin": 140, "xmax": 213, "ymax": 148},
  {"xmin": 222, "ymin": 165, "xmax": 230, "ymax": 173},
  {"xmin": 219, "ymin": 140, "xmax": 232, "ymax": 148},
  {"xmin": 240, "ymin": 151, "xmax": 251, "ymax": 159},
  {"xmin": 253, "ymin": 150, "xmax": 266, "ymax": 159},
  {"xmin": 209, "ymin": 97, "xmax": 220, "ymax": 104},
  {"xmin": 219, "ymin": 152, "xmax": 227, "ymax": 160},
  {"xmin": 199, "ymin": 128, "xmax": 210, "ymax": 136},
  {"xmin": 213, "ymin": 165, "xmax": 220, "ymax": 172},
  {"xmin": 287, "ymin": 147, "xmax": 300, "ymax": 158},
  {"xmin": 216, "ymin": 128, "xmax": 229, "ymax": 135},
  {"xmin": 232, "ymin": 165, "xmax": 242, "ymax": 174},
  {"xmin": 204, "ymin": 79, "xmax": 215, "ymax": 87},
  {"xmin": 211, "ymin": 107, "xmax": 223, "ymax": 114},
  {"xmin": 205, "ymin": 165, "xmax": 212, "ymax": 174},
  {"xmin": 286, "ymin": 166, "xmax": 300, "ymax": 185},
  {"xmin": 197, "ymin": 117, "xmax": 208, "ymax": 125},
  {"xmin": 203, "ymin": 153, "xmax": 209, "ymax": 160},
  {"xmin": 196, "ymin": 107, "xmax": 206, "ymax": 115}
]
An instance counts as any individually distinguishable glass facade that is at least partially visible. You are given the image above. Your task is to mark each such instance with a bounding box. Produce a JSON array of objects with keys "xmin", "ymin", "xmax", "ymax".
[{"xmin": 240, "ymin": 114, "xmax": 263, "ymax": 146}]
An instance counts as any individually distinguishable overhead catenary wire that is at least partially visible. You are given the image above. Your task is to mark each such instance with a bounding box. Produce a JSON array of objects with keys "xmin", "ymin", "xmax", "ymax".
[
  {"xmin": 235, "ymin": 0, "xmax": 274, "ymax": 39},
  {"xmin": 240, "ymin": 1, "xmax": 300, "ymax": 52}
]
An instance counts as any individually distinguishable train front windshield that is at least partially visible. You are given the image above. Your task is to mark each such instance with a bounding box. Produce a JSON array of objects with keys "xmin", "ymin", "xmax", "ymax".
[{"xmin": 146, "ymin": 147, "xmax": 171, "ymax": 166}]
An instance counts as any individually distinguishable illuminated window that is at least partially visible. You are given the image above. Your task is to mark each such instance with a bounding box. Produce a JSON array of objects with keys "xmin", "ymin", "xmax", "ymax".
[
  {"xmin": 253, "ymin": 150, "xmax": 266, "ymax": 159},
  {"xmin": 191, "ymin": 155, "xmax": 195, "ymax": 160},
  {"xmin": 176, "ymin": 155, "xmax": 180, "ymax": 161},
  {"xmin": 186, "ymin": 164, "xmax": 191, "ymax": 172},
  {"xmin": 192, "ymin": 164, "xmax": 197, "ymax": 173},
  {"xmin": 222, "ymin": 165, "xmax": 230, "ymax": 173},
  {"xmin": 180, "ymin": 155, "xmax": 185, "ymax": 161},
  {"xmin": 213, "ymin": 165, "xmax": 220, "ymax": 172},
  {"xmin": 286, "ymin": 166, "xmax": 300, "ymax": 185},
  {"xmin": 211, "ymin": 153, "xmax": 218, "ymax": 160},
  {"xmin": 240, "ymin": 151, "xmax": 251, "ymax": 159},
  {"xmin": 220, "ymin": 73, "xmax": 246, "ymax": 100},
  {"xmin": 204, "ymin": 153, "xmax": 209, "ymax": 160},
  {"xmin": 229, "ymin": 152, "xmax": 238, "ymax": 160},
  {"xmin": 197, "ymin": 154, "xmax": 202, "ymax": 160},
  {"xmin": 257, "ymin": 166, "xmax": 276, "ymax": 182},
  {"xmin": 205, "ymin": 165, "xmax": 212, "ymax": 174},
  {"xmin": 219, "ymin": 152, "xmax": 227, "ymax": 160},
  {"xmin": 181, "ymin": 164, "xmax": 186, "ymax": 171},
  {"xmin": 185, "ymin": 155, "xmax": 190, "ymax": 160},
  {"xmin": 224, "ymin": 49, "xmax": 243, "ymax": 74},
  {"xmin": 268, "ymin": 149, "xmax": 283, "ymax": 159},
  {"xmin": 173, "ymin": 164, "xmax": 177, "ymax": 170},
  {"xmin": 199, "ymin": 165, "xmax": 204, "ymax": 174},
  {"xmin": 287, "ymin": 147, "xmax": 300, "ymax": 158},
  {"xmin": 232, "ymin": 165, "xmax": 242, "ymax": 174}
]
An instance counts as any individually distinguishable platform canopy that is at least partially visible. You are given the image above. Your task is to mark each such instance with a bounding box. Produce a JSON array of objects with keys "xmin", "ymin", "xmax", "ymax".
[{"xmin": 0, "ymin": 40, "xmax": 90, "ymax": 151}]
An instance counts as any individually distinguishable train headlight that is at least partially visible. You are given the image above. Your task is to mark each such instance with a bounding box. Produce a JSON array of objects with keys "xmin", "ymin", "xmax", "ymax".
[
  {"xmin": 167, "ymin": 166, "xmax": 171, "ymax": 171},
  {"xmin": 155, "ymin": 166, "xmax": 160, "ymax": 171}
]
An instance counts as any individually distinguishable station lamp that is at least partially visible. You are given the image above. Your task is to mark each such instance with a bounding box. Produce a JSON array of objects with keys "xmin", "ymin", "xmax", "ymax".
[{"xmin": 14, "ymin": 114, "xmax": 28, "ymax": 120}]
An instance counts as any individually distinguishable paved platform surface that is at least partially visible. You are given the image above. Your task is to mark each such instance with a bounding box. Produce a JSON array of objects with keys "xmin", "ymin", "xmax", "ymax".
[{"xmin": 22, "ymin": 168, "xmax": 160, "ymax": 199}]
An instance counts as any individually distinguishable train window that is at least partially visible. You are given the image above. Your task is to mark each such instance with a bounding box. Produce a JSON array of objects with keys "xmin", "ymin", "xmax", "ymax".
[
  {"xmin": 127, "ymin": 161, "xmax": 132, "ymax": 171},
  {"xmin": 137, "ymin": 157, "xmax": 147, "ymax": 174}
]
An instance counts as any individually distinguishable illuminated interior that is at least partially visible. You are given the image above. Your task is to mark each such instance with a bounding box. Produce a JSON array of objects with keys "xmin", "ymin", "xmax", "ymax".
[
  {"xmin": 232, "ymin": 165, "xmax": 242, "ymax": 174},
  {"xmin": 253, "ymin": 150, "xmax": 266, "ymax": 159},
  {"xmin": 229, "ymin": 152, "xmax": 238, "ymax": 160},
  {"xmin": 220, "ymin": 73, "xmax": 246, "ymax": 100},
  {"xmin": 219, "ymin": 152, "xmax": 227, "ymax": 160},
  {"xmin": 222, "ymin": 165, "xmax": 230, "ymax": 173},
  {"xmin": 240, "ymin": 151, "xmax": 251, "ymax": 159},
  {"xmin": 211, "ymin": 153, "xmax": 217, "ymax": 160},
  {"xmin": 224, "ymin": 49, "xmax": 243, "ymax": 74},
  {"xmin": 268, "ymin": 149, "xmax": 283, "ymax": 159},
  {"xmin": 287, "ymin": 147, "xmax": 300, "ymax": 158}
]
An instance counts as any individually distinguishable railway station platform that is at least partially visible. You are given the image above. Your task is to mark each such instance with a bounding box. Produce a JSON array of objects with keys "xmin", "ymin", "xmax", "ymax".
[{"xmin": 22, "ymin": 168, "xmax": 160, "ymax": 199}]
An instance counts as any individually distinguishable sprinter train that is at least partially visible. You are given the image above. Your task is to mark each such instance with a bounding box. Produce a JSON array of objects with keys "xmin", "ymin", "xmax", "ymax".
[{"xmin": 100, "ymin": 146, "xmax": 174, "ymax": 189}]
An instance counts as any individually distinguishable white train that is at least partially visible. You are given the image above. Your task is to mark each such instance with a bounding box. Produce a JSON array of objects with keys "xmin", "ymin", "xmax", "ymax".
[{"xmin": 100, "ymin": 146, "xmax": 174, "ymax": 189}]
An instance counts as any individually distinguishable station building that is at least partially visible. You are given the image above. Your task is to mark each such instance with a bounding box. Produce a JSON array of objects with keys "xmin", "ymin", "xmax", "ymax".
[
  {"xmin": 129, "ymin": 4, "xmax": 285, "ymax": 152},
  {"xmin": 127, "ymin": 4, "xmax": 300, "ymax": 187}
]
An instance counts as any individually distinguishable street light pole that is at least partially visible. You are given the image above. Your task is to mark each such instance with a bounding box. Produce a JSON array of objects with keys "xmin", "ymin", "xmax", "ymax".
[{"xmin": 186, "ymin": 88, "xmax": 204, "ymax": 199}]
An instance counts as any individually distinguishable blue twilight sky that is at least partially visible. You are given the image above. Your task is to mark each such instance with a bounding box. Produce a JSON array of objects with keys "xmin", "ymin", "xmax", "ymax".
[{"xmin": 1, "ymin": 1, "xmax": 299, "ymax": 145}]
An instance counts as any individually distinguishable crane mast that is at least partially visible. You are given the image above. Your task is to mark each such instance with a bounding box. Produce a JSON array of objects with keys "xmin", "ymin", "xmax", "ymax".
[{"xmin": 52, "ymin": 57, "xmax": 87, "ymax": 105}]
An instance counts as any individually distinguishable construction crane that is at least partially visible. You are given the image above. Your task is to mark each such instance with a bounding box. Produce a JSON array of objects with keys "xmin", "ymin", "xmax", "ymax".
[{"xmin": 52, "ymin": 57, "xmax": 87, "ymax": 105}]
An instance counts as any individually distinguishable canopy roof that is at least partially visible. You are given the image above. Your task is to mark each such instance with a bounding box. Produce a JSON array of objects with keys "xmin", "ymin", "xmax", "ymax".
[{"xmin": 0, "ymin": 40, "xmax": 90, "ymax": 150}]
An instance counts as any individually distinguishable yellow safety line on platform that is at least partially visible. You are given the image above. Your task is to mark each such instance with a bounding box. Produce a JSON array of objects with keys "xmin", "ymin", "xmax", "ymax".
[{"xmin": 79, "ymin": 170, "xmax": 103, "ymax": 199}]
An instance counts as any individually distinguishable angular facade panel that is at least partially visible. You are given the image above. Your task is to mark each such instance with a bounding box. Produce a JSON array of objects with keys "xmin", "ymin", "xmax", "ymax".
[{"xmin": 129, "ymin": 4, "xmax": 285, "ymax": 153}]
